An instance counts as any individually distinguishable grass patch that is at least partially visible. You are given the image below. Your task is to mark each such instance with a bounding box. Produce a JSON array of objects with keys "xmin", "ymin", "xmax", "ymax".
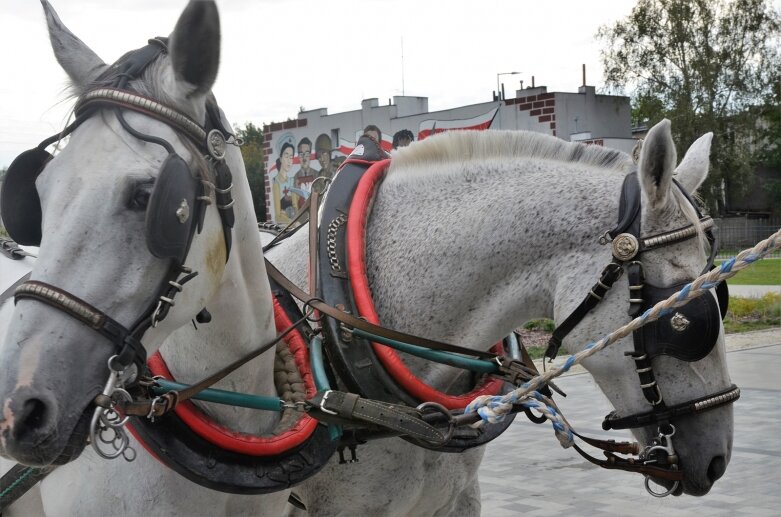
[
  {"xmin": 717, "ymin": 259, "xmax": 780, "ymax": 285},
  {"xmin": 525, "ymin": 346, "xmax": 548, "ymax": 360},
  {"xmin": 523, "ymin": 319, "xmax": 555, "ymax": 332}
]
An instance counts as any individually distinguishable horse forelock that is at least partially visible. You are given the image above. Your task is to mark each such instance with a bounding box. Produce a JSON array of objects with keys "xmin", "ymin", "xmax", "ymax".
[
  {"xmin": 387, "ymin": 130, "xmax": 634, "ymax": 183},
  {"xmin": 66, "ymin": 56, "xmax": 213, "ymax": 182}
]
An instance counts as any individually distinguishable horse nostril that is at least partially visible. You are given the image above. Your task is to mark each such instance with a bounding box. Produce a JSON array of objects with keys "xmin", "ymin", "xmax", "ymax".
[
  {"xmin": 707, "ymin": 455, "xmax": 727, "ymax": 483},
  {"xmin": 13, "ymin": 398, "xmax": 49, "ymax": 440}
]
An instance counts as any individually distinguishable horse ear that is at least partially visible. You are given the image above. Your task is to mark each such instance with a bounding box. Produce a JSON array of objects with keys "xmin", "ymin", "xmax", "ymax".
[
  {"xmin": 637, "ymin": 119, "xmax": 677, "ymax": 209},
  {"xmin": 41, "ymin": 0, "xmax": 107, "ymax": 92},
  {"xmin": 674, "ymin": 132, "xmax": 713, "ymax": 194},
  {"xmin": 169, "ymin": 1, "xmax": 220, "ymax": 97}
]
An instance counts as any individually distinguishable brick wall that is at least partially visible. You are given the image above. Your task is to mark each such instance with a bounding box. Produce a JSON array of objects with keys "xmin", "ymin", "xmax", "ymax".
[{"xmin": 510, "ymin": 93, "xmax": 557, "ymax": 136}]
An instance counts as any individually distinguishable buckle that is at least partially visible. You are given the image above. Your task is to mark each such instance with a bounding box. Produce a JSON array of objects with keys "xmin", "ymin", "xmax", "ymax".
[{"xmin": 320, "ymin": 390, "xmax": 338, "ymax": 415}]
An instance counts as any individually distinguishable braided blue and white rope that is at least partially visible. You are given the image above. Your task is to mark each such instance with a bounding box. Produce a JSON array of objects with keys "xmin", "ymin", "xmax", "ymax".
[{"xmin": 467, "ymin": 227, "xmax": 781, "ymax": 438}]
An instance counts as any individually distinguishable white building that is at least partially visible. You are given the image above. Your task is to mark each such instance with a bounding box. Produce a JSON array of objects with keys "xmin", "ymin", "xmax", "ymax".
[{"xmin": 262, "ymin": 84, "xmax": 635, "ymax": 223}]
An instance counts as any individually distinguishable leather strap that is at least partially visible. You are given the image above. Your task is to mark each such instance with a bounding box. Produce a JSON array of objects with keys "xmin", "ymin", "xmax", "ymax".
[
  {"xmin": 602, "ymin": 384, "xmax": 740, "ymax": 430},
  {"xmin": 545, "ymin": 262, "xmax": 624, "ymax": 360},
  {"xmin": 308, "ymin": 390, "xmax": 447, "ymax": 445},
  {"xmin": 266, "ymin": 260, "xmax": 496, "ymax": 360},
  {"xmin": 121, "ymin": 309, "xmax": 309, "ymax": 417},
  {"xmin": 0, "ymin": 464, "xmax": 55, "ymax": 512},
  {"xmin": 572, "ymin": 444, "xmax": 684, "ymax": 481},
  {"xmin": 14, "ymin": 281, "xmax": 146, "ymax": 370}
]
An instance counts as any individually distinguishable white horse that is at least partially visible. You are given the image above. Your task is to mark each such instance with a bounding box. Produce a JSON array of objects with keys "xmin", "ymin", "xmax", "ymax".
[
  {"xmin": 270, "ymin": 124, "xmax": 735, "ymax": 514},
  {"xmin": 0, "ymin": 2, "xmax": 735, "ymax": 516},
  {"xmin": 0, "ymin": 1, "xmax": 291, "ymax": 515}
]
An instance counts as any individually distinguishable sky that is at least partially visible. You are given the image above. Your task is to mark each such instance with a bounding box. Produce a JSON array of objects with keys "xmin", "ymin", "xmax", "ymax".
[{"xmin": 1, "ymin": 0, "xmax": 778, "ymax": 169}]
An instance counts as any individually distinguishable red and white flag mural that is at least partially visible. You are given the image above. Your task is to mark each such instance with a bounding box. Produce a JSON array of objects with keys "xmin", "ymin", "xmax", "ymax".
[{"xmin": 417, "ymin": 107, "xmax": 499, "ymax": 140}]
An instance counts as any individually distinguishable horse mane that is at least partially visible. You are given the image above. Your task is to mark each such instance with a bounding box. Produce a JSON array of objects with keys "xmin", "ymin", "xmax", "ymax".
[{"xmin": 388, "ymin": 130, "xmax": 634, "ymax": 179}]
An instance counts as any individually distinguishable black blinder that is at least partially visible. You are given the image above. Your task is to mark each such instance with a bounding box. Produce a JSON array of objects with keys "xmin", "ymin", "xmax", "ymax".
[
  {"xmin": 145, "ymin": 153, "xmax": 200, "ymax": 262},
  {"xmin": 716, "ymin": 279, "xmax": 729, "ymax": 320},
  {"xmin": 0, "ymin": 147, "xmax": 53, "ymax": 246},
  {"xmin": 639, "ymin": 283, "xmax": 722, "ymax": 362}
]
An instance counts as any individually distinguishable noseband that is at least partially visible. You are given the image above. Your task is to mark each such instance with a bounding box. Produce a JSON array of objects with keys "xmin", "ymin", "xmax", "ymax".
[{"xmin": 545, "ymin": 172, "xmax": 739, "ymax": 495}]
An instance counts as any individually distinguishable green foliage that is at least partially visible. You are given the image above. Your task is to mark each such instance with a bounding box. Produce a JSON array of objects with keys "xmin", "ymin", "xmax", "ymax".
[
  {"xmin": 724, "ymin": 292, "xmax": 781, "ymax": 332},
  {"xmin": 598, "ymin": 0, "xmax": 781, "ymax": 215},
  {"xmin": 523, "ymin": 319, "xmax": 556, "ymax": 332},
  {"xmin": 764, "ymin": 179, "xmax": 781, "ymax": 209},
  {"xmin": 234, "ymin": 122, "xmax": 267, "ymax": 221}
]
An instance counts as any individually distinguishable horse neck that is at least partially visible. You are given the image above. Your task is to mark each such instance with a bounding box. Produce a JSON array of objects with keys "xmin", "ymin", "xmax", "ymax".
[
  {"xmin": 366, "ymin": 158, "xmax": 623, "ymax": 351},
  {"xmin": 159, "ymin": 148, "xmax": 280, "ymax": 434}
]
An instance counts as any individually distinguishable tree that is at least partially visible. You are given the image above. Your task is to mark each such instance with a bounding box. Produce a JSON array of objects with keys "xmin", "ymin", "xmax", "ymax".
[
  {"xmin": 234, "ymin": 122, "xmax": 267, "ymax": 222},
  {"xmin": 598, "ymin": 0, "xmax": 781, "ymax": 214}
]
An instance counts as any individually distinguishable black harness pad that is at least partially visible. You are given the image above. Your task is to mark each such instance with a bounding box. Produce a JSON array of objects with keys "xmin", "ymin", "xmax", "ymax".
[
  {"xmin": 716, "ymin": 279, "xmax": 729, "ymax": 320},
  {"xmin": 128, "ymin": 408, "xmax": 336, "ymax": 495},
  {"xmin": 145, "ymin": 153, "xmax": 200, "ymax": 261},
  {"xmin": 0, "ymin": 147, "xmax": 53, "ymax": 246},
  {"xmin": 639, "ymin": 284, "xmax": 722, "ymax": 362}
]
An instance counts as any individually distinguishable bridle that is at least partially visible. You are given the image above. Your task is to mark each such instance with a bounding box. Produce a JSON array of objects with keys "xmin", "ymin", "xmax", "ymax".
[
  {"xmin": 545, "ymin": 171, "xmax": 739, "ymax": 496},
  {"xmin": 0, "ymin": 38, "xmax": 237, "ymax": 459}
]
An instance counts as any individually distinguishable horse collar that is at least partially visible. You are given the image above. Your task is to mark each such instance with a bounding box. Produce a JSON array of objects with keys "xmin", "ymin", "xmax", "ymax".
[{"xmin": 316, "ymin": 141, "xmax": 516, "ymax": 452}]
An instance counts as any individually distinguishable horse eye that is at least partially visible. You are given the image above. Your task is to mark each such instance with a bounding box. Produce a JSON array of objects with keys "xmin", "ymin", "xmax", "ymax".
[{"xmin": 129, "ymin": 183, "xmax": 153, "ymax": 210}]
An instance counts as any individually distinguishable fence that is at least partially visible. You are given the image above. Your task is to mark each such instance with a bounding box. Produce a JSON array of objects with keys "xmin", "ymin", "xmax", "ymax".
[{"xmin": 715, "ymin": 217, "xmax": 781, "ymax": 259}]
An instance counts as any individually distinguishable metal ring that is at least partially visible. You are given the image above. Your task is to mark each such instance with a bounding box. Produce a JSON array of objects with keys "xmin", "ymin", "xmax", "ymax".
[
  {"xmin": 645, "ymin": 476, "xmax": 679, "ymax": 498},
  {"xmin": 415, "ymin": 402, "xmax": 456, "ymax": 446}
]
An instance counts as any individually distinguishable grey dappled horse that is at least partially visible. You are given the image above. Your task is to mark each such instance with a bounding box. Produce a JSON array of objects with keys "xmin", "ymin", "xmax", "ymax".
[{"xmin": 0, "ymin": 1, "xmax": 733, "ymax": 516}]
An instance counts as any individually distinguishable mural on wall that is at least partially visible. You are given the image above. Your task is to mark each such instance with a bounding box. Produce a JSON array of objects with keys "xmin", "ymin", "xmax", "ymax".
[{"xmin": 265, "ymin": 108, "xmax": 497, "ymax": 223}]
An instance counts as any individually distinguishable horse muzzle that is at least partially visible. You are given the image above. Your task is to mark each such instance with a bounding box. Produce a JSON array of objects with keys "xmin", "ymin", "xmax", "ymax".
[{"xmin": 1, "ymin": 388, "xmax": 94, "ymax": 467}]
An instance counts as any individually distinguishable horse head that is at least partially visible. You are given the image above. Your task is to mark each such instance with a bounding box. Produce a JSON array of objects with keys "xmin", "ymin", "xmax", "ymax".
[
  {"xmin": 564, "ymin": 119, "xmax": 733, "ymax": 496},
  {"xmin": 0, "ymin": 0, "xmax": 251, "ymax": 467}
]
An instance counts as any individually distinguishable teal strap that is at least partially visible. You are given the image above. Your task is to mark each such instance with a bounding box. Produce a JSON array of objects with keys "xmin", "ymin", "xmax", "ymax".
[
  {"xmin": 352, "ymin": 328, "xmax": 499, "ymax": 374},
  {"xmin": 153, "ymin": 379, "xmax": 283, "ymax": 411},
  {"xmin": 310, "ymin": 336, "xmax": 332, "ymax": 391},
  {"xmin": 310, "ymin": 336, "xmax": 343, "ymax": 441}
]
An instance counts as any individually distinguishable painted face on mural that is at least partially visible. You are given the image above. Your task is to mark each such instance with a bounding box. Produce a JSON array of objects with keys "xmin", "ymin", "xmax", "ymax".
[
  {"xmin": 317, "ymin": 149, "xmax": 331, "ymax": 169},
  {"xmin": 299, "ymin": 142, "xmax": 311, "ymax": 169},
  {"xmin": 280, "ymin": 145, "xmax": 294, "ymax": 173}
]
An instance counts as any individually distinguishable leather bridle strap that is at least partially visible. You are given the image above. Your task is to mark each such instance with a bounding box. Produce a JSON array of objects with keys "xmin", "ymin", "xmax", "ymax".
[
  {"xmin": 602, "ymin": 384, "xmax": 740, "ymax": 430},
  {"xmin": 14, "ymin": 281, "xmax": 146, "ymax": 371},
  {"xmin": 545, "ymin": 261, "xmax": 624, "ymax": 360},
  {"xmin": 265, "ymin": 260, "xmax": 496, "ymax": 360},
  {"xmin": 572, "ymin": 444, "xmax": 684, "ymax": 481}
]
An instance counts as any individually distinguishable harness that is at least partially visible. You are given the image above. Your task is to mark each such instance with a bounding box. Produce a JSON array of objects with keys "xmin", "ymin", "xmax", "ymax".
[
  {"xmin": 0, "ymin": 37, "xmax": 742, "ymax": 506},
  {"xmin": 311, "ymin": 148, "xmax": 517, "ymax": 452},
  {"xmin": 544, "ymin": 171, "xmax": 739, "ymax": 496}
]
